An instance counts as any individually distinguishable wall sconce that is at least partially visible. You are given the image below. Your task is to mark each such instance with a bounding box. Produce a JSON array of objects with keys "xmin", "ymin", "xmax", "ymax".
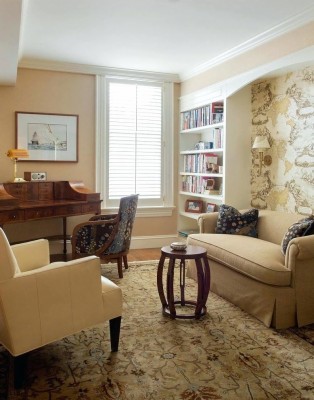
[
  {"xmin": 252, "ymin": 136, "xmax": 272, "ymax": 175},
  {"xmin": 6, "ymin": 149, "xmax": 29, "ymax": 182}
]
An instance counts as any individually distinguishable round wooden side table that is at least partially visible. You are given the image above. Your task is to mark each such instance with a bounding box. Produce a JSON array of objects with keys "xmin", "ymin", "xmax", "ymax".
[{"xmin": 157, "ymin": 245, "xmax": 210, "ymax": 319}]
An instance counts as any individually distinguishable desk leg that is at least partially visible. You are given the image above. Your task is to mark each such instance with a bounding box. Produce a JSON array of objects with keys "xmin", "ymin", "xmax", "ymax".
[{"xmin": 62, "ymin": 217, "xmax": 67, "ymax": 259}]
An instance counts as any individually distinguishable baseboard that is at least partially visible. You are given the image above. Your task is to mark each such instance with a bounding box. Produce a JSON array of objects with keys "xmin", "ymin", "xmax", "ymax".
[
  {"xmin": 129, "ymin": 235, "xmax": 179, "ymax": 249},
  {"xmin": 49, "ymin": 234, "xmax": 179, "ymax": 254}
]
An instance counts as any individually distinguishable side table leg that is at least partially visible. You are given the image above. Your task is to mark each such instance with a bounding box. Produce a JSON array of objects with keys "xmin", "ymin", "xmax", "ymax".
[
  {"xmin": 167, "ymin": 258, "xmax": 176, "ymax": 318},
  {"xmin": 194, "ymin": 258, "xmax": 206, "ymax": 318},
  {"xmin": 202, "ymin": 256, "xmax": 211, "ymax": 304},
  {"xmin": 157, "ymin": 254, "xmax": 167, "ymax": 309},
  {"xmin": 179, "ymin": 259, "xmax": 186, "ymax": 306}
]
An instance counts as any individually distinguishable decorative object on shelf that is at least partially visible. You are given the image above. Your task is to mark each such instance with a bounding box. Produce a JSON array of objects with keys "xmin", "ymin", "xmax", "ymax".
[
  {"xmin": 194, "ymin": 141, "xmax": 205, "ymax": 150},
  {"xmin": 206, "ymin": 203, "xmax": 216, "ymax": 213},
  {"xmin": 206, "ymin": 178, "xmax": 215, "ymax": 190},
  {"xmin": 204, "ymin": 141, "xmax": 213, "ymax": 149},
  {"xmin": 170, "ymin": 242, "xmax": 187, "ymax": 251},
  {"xmin": 252, "ymin": 135, "xmax": 272, "ymax": 175},
  {"xmin": 16, "ymin": 112, "xmax": 78, "ymax": 162},
  {"xmin": 207, "ymin": 163, "xmax": 219, "ymax": 173},
  {"xmin": 185, "ymin": 199, "xmax": 203, "ymax": 213},
  {"xmin": 6, "ymin": 148, "xmax": 29, "ymax": 182}
]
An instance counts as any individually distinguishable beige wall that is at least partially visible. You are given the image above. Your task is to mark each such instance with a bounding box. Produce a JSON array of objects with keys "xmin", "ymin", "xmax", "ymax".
[
  {"xmin": 0, "ymin": 68, "xmax": 179, "ymax": 243},
  {"xmin": 181, "ymin": 22, "xmax": 314, "ymax": 96}
]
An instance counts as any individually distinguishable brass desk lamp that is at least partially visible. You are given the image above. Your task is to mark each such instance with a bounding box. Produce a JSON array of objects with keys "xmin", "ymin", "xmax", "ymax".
[{"xmin": 6, "ymin": 149, "xmax": 29, "ymax": 182}]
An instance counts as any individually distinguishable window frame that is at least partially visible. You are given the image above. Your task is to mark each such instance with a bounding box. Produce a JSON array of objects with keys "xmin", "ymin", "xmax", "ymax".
[{"xmin": 95, "ymin": 75, "xmax": 174, "ymax": 217}]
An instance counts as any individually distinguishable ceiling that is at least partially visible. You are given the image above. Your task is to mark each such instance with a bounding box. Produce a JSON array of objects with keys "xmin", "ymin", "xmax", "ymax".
[{"xmin": 1, "ymin": 0, "xmax": 314, "ymax": 85}]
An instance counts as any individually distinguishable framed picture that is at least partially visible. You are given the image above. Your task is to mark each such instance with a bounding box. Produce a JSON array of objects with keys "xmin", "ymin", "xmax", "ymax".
[
  {"xmin": 16, "ymin": 112, "xmax": 78, "ymax": 162},
  {"xmin": 185, "ymin": 199, "xmax": 203, "ymax": 213},
  {"xmin": 206, "ymin": 203, "xmax": 216, "ymax": 213},
  {"xmin": 206, "ymin": 178, "xmax": 215, "ymax": 190}
]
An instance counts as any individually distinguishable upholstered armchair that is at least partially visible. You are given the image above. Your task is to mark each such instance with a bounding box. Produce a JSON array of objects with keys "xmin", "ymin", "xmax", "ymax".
[
  {"xmin": 0, "ymin": 228, "xmax": 122, "ymax": 388},
  {"xmin": 72, "ymin": 194, "xmax": 138, "ymax": 278}
]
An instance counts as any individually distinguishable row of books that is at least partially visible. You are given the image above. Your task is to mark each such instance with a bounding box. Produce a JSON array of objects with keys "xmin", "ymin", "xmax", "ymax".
[
  {"xmin": 181, "ymin": 175, "xmax": 217, "ymax": 194},
  {"xmin": 181, "ymin": 102, "xmax": 224, "ymax": 130},
  {"xmin": 209, "ymin": 128, "xmax": 223, "ymax": 148},
  {"xmin": 183, "ymin": 154, "xmax": 218, "ymax": 173}
]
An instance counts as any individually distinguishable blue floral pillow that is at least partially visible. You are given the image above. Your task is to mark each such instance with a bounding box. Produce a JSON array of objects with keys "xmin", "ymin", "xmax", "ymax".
[
  {"xmin": 281, "ymin": 216, "xmax": 314, "ymax": 255},
  {"xmin": 215, "ymin": 204, "xmax": 259, "ymax": 237}
]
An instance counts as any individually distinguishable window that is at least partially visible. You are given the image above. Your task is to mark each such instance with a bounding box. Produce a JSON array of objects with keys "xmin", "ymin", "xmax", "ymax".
[{"xmin": 96, "ymin": 76, "xmax": 174, "ymax": 213}]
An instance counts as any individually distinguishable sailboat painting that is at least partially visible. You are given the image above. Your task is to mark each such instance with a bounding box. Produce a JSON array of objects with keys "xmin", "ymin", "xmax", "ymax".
[
  {"xmin": 28, "ymin": 123, "xmax": 67, "ymax": 151},
  {"xmin": 16, "ymin": 112, "xmax": 78, "ymax": 162}
]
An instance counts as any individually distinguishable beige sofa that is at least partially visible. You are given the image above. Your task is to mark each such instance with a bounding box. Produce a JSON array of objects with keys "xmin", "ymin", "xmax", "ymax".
[{"xmin": 187, "ymin": 210, "xmax": 314, "ymax": 329}]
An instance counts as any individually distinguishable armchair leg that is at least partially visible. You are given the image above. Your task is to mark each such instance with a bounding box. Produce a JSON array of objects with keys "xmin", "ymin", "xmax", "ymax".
[
  {"xmin": 109, "ymin": 316, "xmax": 121, "ymax": 352},
  {"xmin": 123, "ymin": 255, "xmax": 128, "ymax": 270},
  {"xmin": 13, "ymin": 353, "xmax": 28, "ymax": 389},
  {"xmin": 117, "ymin": 257, "xmax": 123, "ymax": 278}
]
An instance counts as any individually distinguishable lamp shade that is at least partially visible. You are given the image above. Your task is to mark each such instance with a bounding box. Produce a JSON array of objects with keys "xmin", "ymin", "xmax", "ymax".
[
  {"xmin": 252, "ymin": 136, "xmax": 270, "ymax": 150},
  {"xmin": 7, "ymin": 149, "xmax": 29, "ymax": 159}
]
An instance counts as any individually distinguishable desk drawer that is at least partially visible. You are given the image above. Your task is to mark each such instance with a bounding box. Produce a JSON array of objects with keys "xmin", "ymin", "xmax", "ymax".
[
  {"xmin": 82, "ymin": 203, "xmax": 101, "ymax": 214},
  {"xmin": 0, "ymin": 210, "xmax": 24, "ymax": 224},
  {"xmin": 54, "ymin": 204, "xmax": 82, "ymax": 216},
  {"xmin": 25, "ymin": 207, "xmax": 54, "ymax": 220}
]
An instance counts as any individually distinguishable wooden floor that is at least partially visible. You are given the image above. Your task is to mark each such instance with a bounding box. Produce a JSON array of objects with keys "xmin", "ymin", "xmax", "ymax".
[
  {"xmin": 127, "ymin": 248, "xmax": 161, "ymax": 261},
  {"xmin": 52, "ymin": 248, "xmax": 161, "ymax": 262}
]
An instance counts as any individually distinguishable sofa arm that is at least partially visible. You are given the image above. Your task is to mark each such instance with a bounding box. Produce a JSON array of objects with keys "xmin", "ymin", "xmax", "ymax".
[
  {"xmin": 11, "ymin": 239, "xmax": 50, "ymax": 272},
  {"xmin": 197, "ymin": 212, "xmax": 219, "ymax": 233},
  {"xmin": 285, "ymin": 235, "xmax": 314, "ymax": 327},
  {"xmin": 286, "ymin": 235, "xmax": 314, "ymax": 266}
]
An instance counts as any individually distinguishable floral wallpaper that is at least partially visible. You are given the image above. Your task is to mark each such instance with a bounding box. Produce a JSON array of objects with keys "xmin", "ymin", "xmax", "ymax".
[{"xmin": 251, "ymin": 66, "xmax": 314, "ymax": 215}]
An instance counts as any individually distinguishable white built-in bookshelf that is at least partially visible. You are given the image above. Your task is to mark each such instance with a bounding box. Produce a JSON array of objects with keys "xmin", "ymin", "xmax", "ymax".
[{"xmin": 178, "ymin": 86, "xmax": 252, "ymax": 237}]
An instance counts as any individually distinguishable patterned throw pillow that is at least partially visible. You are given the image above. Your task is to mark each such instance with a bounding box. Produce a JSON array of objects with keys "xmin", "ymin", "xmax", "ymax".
[
  {"xmin": 215, "ymin": 204, "xmax": 259, "ymax": 237},
  {"xmin": 281, "ymin": 216, "xmax": 314, "ymax": 255}
]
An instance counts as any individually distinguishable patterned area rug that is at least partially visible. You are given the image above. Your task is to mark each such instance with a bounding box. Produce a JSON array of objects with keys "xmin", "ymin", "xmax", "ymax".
[{"xmin": 1, "ymin": 261, "xmax": 314, "ymax": 400}]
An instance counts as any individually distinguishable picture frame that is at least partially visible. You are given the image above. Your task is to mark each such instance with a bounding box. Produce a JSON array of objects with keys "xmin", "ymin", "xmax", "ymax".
[
  {"xmin": 206, "ymin": 178, "xmax": 215, "ymax": 190},
  {"xmin": 185, "ymin": 199, "xmax": 203, "ymax": 213},
  {"xmin": 15, "ymin": 112, "xmax": 79, "ymax": 162},
  {"xmin": 206, "ymin": 203, "xmax": 216, "ymax": 213}
]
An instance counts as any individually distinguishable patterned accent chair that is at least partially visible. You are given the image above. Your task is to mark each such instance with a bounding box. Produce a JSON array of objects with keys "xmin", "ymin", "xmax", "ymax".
[{"xmin": 72, "ymin": 194, "xmax": 138, "ymax": 278}]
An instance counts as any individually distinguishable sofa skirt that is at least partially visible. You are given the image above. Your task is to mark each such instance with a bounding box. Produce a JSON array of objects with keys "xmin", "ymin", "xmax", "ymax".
[{"xmin": 187, "ymin": 258, "xmax": 296, "ymax": 329}]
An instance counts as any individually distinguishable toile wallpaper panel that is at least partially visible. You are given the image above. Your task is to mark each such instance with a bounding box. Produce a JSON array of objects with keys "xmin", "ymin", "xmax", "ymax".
[{"xmin": 250, "ymin": 66, "xmax": 314, "ymax": 215}]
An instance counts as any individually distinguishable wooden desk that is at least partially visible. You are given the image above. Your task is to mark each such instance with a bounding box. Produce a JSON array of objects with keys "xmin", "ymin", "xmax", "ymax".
[{"xmin": 0, "ymin": 180, "xmax": 101, "ymax": 254}]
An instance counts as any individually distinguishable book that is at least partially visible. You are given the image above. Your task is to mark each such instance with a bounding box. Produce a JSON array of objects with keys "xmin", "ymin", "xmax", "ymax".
[{"xmin": 178, "ymin": 229, "xmax": 199, "ymax": 237}]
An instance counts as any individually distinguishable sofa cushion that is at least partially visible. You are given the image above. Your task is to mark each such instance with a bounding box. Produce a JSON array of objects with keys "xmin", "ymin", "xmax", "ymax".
[
  {"xmin": 281, "ymin": 216, "xmax": 314, "ymax": 255},
  {"xmin": 215, "ymin": 204, "xmax": 259, "ymax": 237},
  {"xmin": 188, "ymin": 233, "xmax": 290, "ymax": 286}
]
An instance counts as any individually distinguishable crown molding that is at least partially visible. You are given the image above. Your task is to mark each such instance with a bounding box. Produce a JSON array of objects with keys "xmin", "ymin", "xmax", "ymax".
[
  {"xmin": 18, "ymin": 59, "xmax": 180, "ymax": 83},
  {"xmin": 180, "ymin": 45, "xmax": 314, "ymax": 111},
  {"xmin": 180, "ymin": 6, "xmax": 314, "ymax": 81}
]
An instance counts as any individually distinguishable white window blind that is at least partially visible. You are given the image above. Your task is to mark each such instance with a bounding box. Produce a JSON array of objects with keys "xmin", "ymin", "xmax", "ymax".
[{"xmin": 107, "ymin": 80, "xmax": 162, "ymax": 202}]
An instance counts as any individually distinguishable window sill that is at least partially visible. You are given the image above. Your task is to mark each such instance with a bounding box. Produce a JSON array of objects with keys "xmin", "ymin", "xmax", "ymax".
[{"xmin": 100, "ymin": 206, "xmax": 175, "ymax": 218}]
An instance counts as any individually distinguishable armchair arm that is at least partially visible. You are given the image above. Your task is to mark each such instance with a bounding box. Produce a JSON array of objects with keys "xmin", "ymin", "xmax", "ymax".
[
  {"xmin": 11, "ymin": 239, "xmax": 50, "ymax": 272},
  {"xmin": 72, "ymin": 218, "xmax": 119, "ymax": 258},
  {"xmin": 197, "ymin": 212, "xmax": 219, "ymax": 233},
  {"xmin": 90, "ymin": 213, "xmax": 118, "ymax": 221}
]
